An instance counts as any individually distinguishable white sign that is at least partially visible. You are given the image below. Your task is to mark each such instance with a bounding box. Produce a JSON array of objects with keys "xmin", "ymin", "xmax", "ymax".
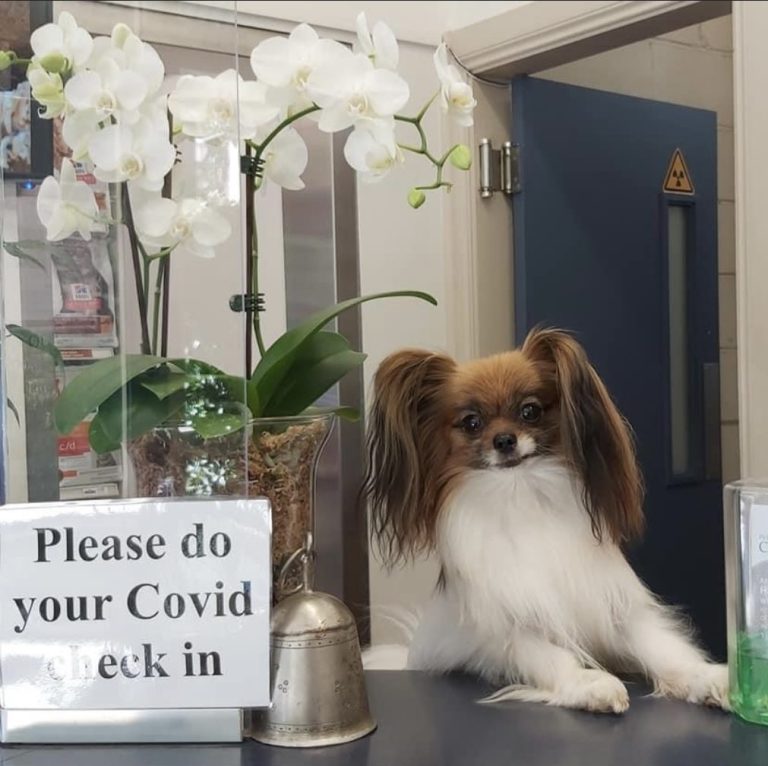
[{"xmin": 0, "ymin": 498, "xmax": 271, "ymax": 711}]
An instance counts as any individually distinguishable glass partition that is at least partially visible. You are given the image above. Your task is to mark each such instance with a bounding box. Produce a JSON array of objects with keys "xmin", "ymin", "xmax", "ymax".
[
  {"xmin": 0, "ymin": 0, "xmax": 367, "ymax": 615},
  {"xmin": 2, "ymin": 2, "xmax": 251, "ymax": 508}
]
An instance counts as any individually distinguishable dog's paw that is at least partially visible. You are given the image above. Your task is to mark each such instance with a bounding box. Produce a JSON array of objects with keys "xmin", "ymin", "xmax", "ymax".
[
  {"xmin": 654, "ymin": 663, "xmax": 730, "ymax": 711},
  {"xmin": 556, "ymin": 669, "xmax": 630, "ymax": 714},
  {"xmin": 479, "ymin": 670, "xmax": 629, "ymax": 714}
]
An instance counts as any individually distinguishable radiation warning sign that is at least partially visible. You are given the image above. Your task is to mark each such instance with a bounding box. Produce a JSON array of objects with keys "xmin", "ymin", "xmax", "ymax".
[{"xmin": 663, "ymin": 149, "xmax": 694, "ymax": 194}]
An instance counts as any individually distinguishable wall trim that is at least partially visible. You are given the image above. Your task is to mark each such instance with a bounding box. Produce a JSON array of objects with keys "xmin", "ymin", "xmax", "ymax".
[
  {"xmin": 57, "ymin": 1, "xmax": 269, "ymax": 52},
  {"xmin": 443, "ymin": 117, "xmax": 480, "ymax": 362},
  {"xmin": 732, "ymin": 1, "xmax": 768, "ymax": 478},
  {"xmin": 445, "ymin": 0, "xmax": 730, "ymax": 77},
  {"xmin": 96, "ymin": 1, "xmax": 367, "ymax": 46}
]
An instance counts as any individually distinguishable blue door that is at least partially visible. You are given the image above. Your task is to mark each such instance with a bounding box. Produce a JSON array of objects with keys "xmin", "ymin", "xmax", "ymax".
[{"xmin": 512, "ymin": 76, "xmax": 724, "ymax": 658}]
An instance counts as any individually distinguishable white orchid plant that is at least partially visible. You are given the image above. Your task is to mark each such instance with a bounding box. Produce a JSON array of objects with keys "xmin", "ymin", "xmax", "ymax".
[{"xmin": 1, "ymin": 11, "xmax": 476, "ymax": 450}]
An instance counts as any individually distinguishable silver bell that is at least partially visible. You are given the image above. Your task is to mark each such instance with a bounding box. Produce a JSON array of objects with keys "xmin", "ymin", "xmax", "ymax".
[{"xmin": 249, "ymin": 545, "xmax": 376, "ymax": 747}]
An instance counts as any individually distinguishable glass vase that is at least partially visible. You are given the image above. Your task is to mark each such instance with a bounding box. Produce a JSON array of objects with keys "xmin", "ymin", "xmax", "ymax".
[
  {"xmin": 725, "ymin": 481, "xmax": 768, "ymax": 726},
  {"xmin": 128, "ymin": 414, "xmax": 334, "ymax": 598}
]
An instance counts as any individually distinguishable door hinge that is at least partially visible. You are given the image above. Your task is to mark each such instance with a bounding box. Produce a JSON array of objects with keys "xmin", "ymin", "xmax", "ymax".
[{"xmin": 479, "ymin": 139, "xmax": 520, "ymax": 198}]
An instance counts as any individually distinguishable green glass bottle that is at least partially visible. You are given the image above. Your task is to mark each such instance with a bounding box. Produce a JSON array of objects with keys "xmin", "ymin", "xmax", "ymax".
[{"xmin": 725, "ymin": 481, "xmax": 768, "ymax": 725}]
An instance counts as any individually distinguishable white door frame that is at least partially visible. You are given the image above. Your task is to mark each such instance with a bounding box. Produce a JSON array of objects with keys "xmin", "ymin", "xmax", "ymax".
[{"xmin": 447, "ymin": 0, "xmax": 767, "ymax": 480}]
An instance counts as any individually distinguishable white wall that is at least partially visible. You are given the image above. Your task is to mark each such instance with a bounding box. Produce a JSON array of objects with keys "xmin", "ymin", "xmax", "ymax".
[
  {"xmin": 357, "ymin": 40, "xmax": 451, "ymax": 645},
  {"xmin": 173, "ymin": 1, "xmax": 531, "ymax": 44},
  {"xmin": 733, "ymin": 0, "xmax": 768, "ymax": 479}
]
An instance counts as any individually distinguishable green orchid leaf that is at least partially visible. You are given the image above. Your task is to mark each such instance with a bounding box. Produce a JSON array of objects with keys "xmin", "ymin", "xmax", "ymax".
[
  {"xmin": 246, "ymin": 378, "xmax": 260, "ymax": 418},
  {"xmin": 140, "ymin": 370, "xmax": 189, "ymax": 400},
  {"xmin": 304, "ymin": 405, "xmax": 360, "ymax": 422},
  {"xmin": 7, "ymin": 324, "xmax": 63, "ymax": 365},
  {"xmin": 170, "ymin": 358, "xmax": 226, "ymax": 376},
  {"xmin": 191, "ymin": 402, "xmax": 251, "ymax": 439},
  {"xmin": 163, "ymin": 360, "xmax": 252, "ymax": 415},
  {"xmin": 87, "ymin": 414, "xmax": 121, "ymax": 454},
  {"xmin": 92, "ymin": 382, "xmax": 186, "ymax": 452},
  {"xmin": 266, "ymin": 331, "xmax": 366, "ymax": 417},
  {"xmin": 54, "ymin": 354, "xmax": 170, "ymax": 435},
  {"xmin": 215, "ymin": 374, "xmax": 249, "ymax": 405},
  {"xmin": 250, "ymin": 290, "xmax": 436, "ymax": 413},
  {"xmin": 4, "ymin": 241, "xmax": 46, "ymax": 271},
  {"xmin": 7, "ymin": 398, "xmax": 20, "ymax": 425}
]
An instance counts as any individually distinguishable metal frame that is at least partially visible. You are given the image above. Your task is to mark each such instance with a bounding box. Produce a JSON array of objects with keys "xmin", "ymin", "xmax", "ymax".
[
  {"xmin": 331, "ymin": 131, "xmax": 369, "ymax": 643},
  {"xmin": 280, "ymin": 121, "xmax": 369, "ymax": 638},
  {"xmin": 0, "ymin": 181, "xmax": 5, "ymax": 506}
]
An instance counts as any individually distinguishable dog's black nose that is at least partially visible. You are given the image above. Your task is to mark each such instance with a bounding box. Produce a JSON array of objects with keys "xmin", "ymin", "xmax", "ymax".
[{"xmin": 493, "ymin": 433, "xmax": 517, "ymax": 454}]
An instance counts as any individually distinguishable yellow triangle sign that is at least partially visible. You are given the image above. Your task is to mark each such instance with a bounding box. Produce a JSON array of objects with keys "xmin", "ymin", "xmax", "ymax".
[{"xmin": 663, "ymin": 148, "xmax": 694, "ymax": 194}]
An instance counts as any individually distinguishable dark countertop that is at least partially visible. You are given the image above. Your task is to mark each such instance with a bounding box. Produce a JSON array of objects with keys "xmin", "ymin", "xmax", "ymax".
[{"xmin": 1, "ymin": 671, "xmax": 767, "ymax": 765}]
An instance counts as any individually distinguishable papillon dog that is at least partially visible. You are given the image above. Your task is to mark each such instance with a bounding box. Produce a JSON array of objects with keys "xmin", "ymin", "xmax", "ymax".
[{"xmin": 362, "ymin": 327, "xmax": 728, "ymax": 714}]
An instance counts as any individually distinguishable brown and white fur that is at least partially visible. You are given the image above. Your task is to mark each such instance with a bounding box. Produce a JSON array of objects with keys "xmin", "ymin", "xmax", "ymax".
[{"xmin": 362, "ymin": 328, "xmax": 728, "ymax": 714}]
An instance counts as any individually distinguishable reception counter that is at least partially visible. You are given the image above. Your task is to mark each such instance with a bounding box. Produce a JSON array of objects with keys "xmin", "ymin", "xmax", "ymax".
[{"xmin": 0, "ymin": 671, "xmax": 765, "ymax": 765}]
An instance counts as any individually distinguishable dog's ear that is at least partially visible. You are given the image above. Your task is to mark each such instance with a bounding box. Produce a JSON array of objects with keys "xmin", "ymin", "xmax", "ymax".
[
  {"xmin": 523, "ymin": 327, "xmax": 644, "ymax": 544},
  {"xmin": 362, "ymin": 349, "xmax": 457, "ymax": 565}
]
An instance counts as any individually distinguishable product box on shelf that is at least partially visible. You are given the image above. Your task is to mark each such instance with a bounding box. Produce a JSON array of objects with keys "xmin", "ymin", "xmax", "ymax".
[{"xmin": 54, "ymin": 366, "xmax": 122, "ymax": 489}]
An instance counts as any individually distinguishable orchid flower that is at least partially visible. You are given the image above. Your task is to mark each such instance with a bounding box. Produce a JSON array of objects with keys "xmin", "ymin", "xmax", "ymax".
[
  {"xmin": 109, "ymin": 25, "xmax": 165, "ymax": 94},
  {"xmin": 85, "ymin": 27, "xmax": 164, "ymax": 92},
  {"xmin": 307, "ymin": 52, "xmax": 410, "ymax": 133},
  {"xmin": 26, "ymin": 64, "xmax": 65, "ymax": 118},
  {"xmin": 134, "ymin": 196, "xmax": 232, "ymax": 259},
  {"xmin": 61, "ymin": 109, "xmax": 102, "ymax": 160},
  {"xmin": 36, "ymin": 158, "xmax": 99, "ymax": 241},
  {"xmin": 344, "ymin": 121, "xmax": 402, "ymax": 182},
  {"xmin": 168, "ymin": 70, "xmax": 279, "ymax": 141},
  {"xmin": 65, "ymin": 57, "xmax": 152, "ymax": 125},
  {"xmin": 354, "ymin": 13, "xmax": 399, "ymax": 72},
  {"xmin": 30, "ymin": 11, "xmax": 93, "ymax": 74},
  {"xmin": 433, "ymin": 43, "xmax": 477, "ymax": 127},
  {"xmin": 250, "ymin": 24, "xmax": 348, "ymax": 115},
  {"xmin": 65, "ymin": 33, "xmax": 162, "ymax": 123},
  {"xmin": 88, "ymin": 118, "xmax": 175, "ymax": 191},
  {"xmin": 260, "ymin": 127, "xmax": 309, "ymax": 190}
]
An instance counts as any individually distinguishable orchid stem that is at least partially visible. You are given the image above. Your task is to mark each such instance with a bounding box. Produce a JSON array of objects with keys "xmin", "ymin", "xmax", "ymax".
[
  {"xmin": 160, "ymin": 110, "xmax": 173, "ymax": 358},
  {"xmin": 246, "ymin": 105, "xmax": 320, "ymax": 161},
  {"xmin": 394, "ymin": 113, "xmax": 439, "ymax": 164},
  {"xmin": 416, "ymin": 91, "xmax": 439, "ymax": 121},
  {"xmin": 395, "ymin": 94, "xmax": 463, "ymax": 200},
  {"xmin": 121, "ymin": 183, "xmax": 151, "ymax": 355},
  {"xmin": 142, "ymin": 254, "xmax": 151, "ymax": 346},
  {"xmin": 242, "ymin": 107, "xmax": 319, "ymax": 373},
  {"xmin": 6, "ymin": 55, "xmax": 32, "ymax": 67},
  {"xmin": 151, "ymin": 259, "xmax": 164, "ymax": 355},
  {"xmin": 252, "ymin": 209, "xmax": 265, "ymax": 359},
  {"xmin": 243, "ymin": 144, "xmax": 263, "ymax": 375}
]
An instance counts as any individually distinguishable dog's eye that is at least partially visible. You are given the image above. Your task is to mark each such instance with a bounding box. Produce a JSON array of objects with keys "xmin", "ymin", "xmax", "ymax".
[
  {"xmin": 520, "ymin": 402, "xmax": 542, "ymax": 423},
  {"xmin": 461, "ymin": 414, "xmax": 483, "ymax": 434}
]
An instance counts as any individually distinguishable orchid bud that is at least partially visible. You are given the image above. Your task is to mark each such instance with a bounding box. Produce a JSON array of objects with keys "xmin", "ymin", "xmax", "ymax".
[
  {"xmin": 111, "ymin": 23, "xmax": 133, "ymax": 48},
  {"xmin": 38, "ymin": 51, "xmax": 68, "ymax": 74},
  {"xmin": 0, "ymin": 52, "xmax": 12, "ymax": 72},
  {"xmin": 408, "ymin": 188, "xmax": 426, "ymax": 209},
  {"xmin": 449, "ymin": 144, "xmax": 472, "ymax": 171},
  {"xmin": 34, "ymin": 82, "xmax": 61, "ymax": 99}
]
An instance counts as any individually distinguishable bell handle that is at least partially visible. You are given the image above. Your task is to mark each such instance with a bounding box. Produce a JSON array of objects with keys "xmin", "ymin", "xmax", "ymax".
[{"xmin": 277, "ymin": 534, "xmax": 315, "ymax": 598}]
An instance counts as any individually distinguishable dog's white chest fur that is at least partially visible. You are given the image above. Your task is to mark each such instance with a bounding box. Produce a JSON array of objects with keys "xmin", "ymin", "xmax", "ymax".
[{"xmin": 409, "ymin": 457, "xmax": 648, "ymax": 677}]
